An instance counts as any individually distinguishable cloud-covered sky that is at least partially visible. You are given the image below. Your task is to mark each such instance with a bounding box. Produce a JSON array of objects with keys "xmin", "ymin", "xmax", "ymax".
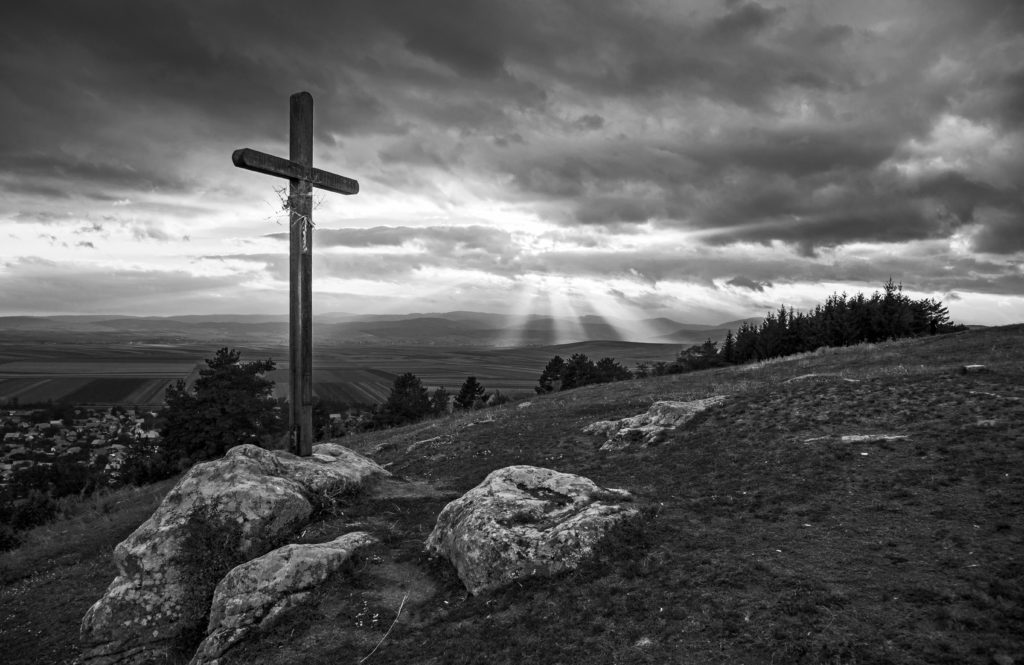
[{"xmin": 2, "ymin": 0, "xmax": 1022, "ymax": 326}]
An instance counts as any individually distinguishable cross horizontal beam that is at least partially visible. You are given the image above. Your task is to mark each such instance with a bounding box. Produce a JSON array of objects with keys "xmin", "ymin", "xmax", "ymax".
[{"xmin": 232, "ymin": 147, "xmax": 359, "ymax": 196}]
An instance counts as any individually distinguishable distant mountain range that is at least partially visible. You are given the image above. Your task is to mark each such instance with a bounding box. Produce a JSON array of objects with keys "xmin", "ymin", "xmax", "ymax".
[{"xmin": 0, "ymin": 312, "xmax": 764, "ymax": 348}]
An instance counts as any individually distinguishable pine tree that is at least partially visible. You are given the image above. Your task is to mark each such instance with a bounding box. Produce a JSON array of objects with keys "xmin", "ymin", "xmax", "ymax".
[
  {"xmin": 429, "ymin": 387, "xmax": 451, "ymax": 416},
  {"xmin": 535, "ymin": 355, "xmax": 566, "ymax": 393},
  {"xmin": 376, "ymin": 372, "xmax": 431, "ymax": 427},
  {"xmin": 561, "ymin": 353, "xmax": 596, "ymax": 390},
  {"xmin": 722, "ymin": 329, "xmax": 736, "ymax": 363},
  {"xmin": 160, "ymin": 348, "xmax": 283, "ymax": 463},
  {"xmin": 454, "ymin": 376, "xmax": 487, "ymax": 410},
  {"xmin": 594, "ymin": 357, "xmax": 632, "ymax": 383}
]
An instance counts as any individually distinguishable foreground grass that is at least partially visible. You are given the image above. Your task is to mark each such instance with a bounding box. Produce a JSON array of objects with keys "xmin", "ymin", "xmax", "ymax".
[
  {"xmin": 0, "ymin": 477, "xmax": 179, "ymax": 663},
  {"xmin": 2, "ymin": 326, "xmax": 1022, "ymax": 664}
]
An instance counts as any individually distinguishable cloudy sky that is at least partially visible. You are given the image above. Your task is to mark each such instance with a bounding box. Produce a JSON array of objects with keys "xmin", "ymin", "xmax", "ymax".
[{"xmin": 2, "ymin": 0, "xmax": 1022, "ymax": 326}]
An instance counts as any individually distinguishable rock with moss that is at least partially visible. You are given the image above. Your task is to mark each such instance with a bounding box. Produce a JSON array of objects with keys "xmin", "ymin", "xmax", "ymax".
[
  {"xmin": 584, "ymin": 397, "xmax": 726, "ymax": 449},
  {"xmin": 190, "ymin": 531, "xmax": 377, "ymax": 665},
  {"xmin": 80, "ymin": 443, "xmax": 389, "ymax": 665},
  {"xmin": 425, "ymin": 465, "xmax": 637, "ymax": 595}
]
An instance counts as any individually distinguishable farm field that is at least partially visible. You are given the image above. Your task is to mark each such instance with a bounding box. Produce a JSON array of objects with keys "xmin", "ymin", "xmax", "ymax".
[
  {"xmin": 0, "ymin": 361, "xmax": 201, "ymax": 407},
  {"xmin": 0, "ymin": 339, "xmax": 682, "ymax": 407}
]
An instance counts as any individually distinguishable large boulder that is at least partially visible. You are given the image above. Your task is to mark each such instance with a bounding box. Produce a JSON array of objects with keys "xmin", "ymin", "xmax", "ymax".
[
  {"xmin": 425, "ymin": 466, "xmax": 637, "ymax": 595},
  {"xmin": 584, "ymin": 397, "xmax": 725, "ymax": 449},
  {"xmin": 191, "ymin": 532, "xmax": 377, "ymax": 665},
  {"xmin": 81, "ymin": 443, "xmax": 389, "ymax": 665}
]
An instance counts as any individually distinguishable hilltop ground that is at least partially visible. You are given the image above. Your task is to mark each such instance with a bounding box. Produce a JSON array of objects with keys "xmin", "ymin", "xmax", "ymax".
[{"xmin": 1, "ymin": 326, "xmax": 1022, "ymax": 664}]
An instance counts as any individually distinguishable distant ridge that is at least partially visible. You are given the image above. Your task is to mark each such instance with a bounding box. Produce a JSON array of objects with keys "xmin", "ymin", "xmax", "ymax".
[{"xmin": 0, "ymin": 312, "xmax": 757, "ymax": 347}]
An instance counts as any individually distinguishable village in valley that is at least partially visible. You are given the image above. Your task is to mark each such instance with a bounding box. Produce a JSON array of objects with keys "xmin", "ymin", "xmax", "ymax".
[{"xmin": 0, "ymin": 405, "xmax": 161, "ymax": 487}]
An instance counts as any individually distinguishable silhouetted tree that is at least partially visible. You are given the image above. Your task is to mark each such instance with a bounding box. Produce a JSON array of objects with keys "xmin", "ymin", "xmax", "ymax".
[
  {"xmin": 375, "ymin": 372, "xmax": 431, "ymax": 427},
  {"xmin": 455, "ymin": 376, "xmax": 487, "ymax": 410},
  {"xmin": 724, "ymin": 280, "xmax": 959, "ymax": 365},
  {"xmin": 561, "ymin": 353, "xmax": 597, "ymax": 390},
  {"xmin": 429, "ymin": 386, "xmax": 451, "ymax": 416},
  {"xmin": 535, "ymin": 355, "xmax": 566, "ymax": 394},
  {"xmin": 676, "ymin": 339, "xmax": 728, "ymax": 371},
  {"xmin": 594, "ymin": 357, "xmax": 632, "ymax": 383},
  {"xmin": 160, "ymin": 348, "xmax": 283, "ymax": 463},
  {"xmin": 722, "ymin": 329, "xmax": 737, "ymax": 364},
  {"xmin": 536, "ymin": 353, "xmax": 630, "ymax": 390}
]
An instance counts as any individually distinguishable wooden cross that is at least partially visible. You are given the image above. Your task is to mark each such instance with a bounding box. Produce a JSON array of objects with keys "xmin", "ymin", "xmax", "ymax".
[{"xmin": 232, "ymin": 91, "xmax": 359, "ymax": 456}]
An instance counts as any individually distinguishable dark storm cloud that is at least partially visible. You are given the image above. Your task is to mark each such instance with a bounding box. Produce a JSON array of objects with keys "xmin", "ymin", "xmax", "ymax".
[
  {"xmin": 572, "ymin": 115, "xmax": 606, "ymax": 132},
  {"xmin": 727, "ymin": 276, "xmax": 771, "ymax": 292},
  {"xmin": 971, "ymin": 210, "xmax": 1024, "ymax": 255},
  {"xmin": 6, "ymin": 153, "xmax": 190, "ymax": 198},
  {"xmin": 1, "ymin": 0, "xmax": 1021, "ymax": 315}
]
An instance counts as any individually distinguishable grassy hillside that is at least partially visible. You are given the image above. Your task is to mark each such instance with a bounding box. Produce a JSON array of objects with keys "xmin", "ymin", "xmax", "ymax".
[{"xmin": 1, "ymin": 326, "xmax": 1022, "ymax": 664}]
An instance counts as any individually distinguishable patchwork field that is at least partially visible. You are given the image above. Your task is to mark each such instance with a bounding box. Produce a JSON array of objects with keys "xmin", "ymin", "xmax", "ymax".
[
  {"xmin": 0, "ymin": 340, "xmax": 681, "ymax": 407},
  {"xmin": 0, "ymin": 362, "xmax": 200, "ymax": 407}
]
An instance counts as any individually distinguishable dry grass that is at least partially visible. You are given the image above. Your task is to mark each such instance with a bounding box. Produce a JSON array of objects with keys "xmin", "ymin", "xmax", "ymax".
[
  {"xmin": 0, "ymin": 477, "xmax": 178, "ymax": 585},
  {"xmin": 2, "ymin": 325, "xmax": 1023, "ymax": 664}
]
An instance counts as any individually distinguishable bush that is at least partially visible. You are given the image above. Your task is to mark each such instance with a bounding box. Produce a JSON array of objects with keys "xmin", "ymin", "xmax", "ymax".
[
  {"xmin": 117, "ymin": 437, "xmax": 181, "ymax": 487},
  {"xmin": 9, "ymin": 490, "xmax": 58, "ymax": 531},
  {"xmin": 0, "ymin": 524, "xmax": 20, "ymax": 552},
  {"xmin": 487, "ymin": 390, "xmax": 512, "ymax": 407}
]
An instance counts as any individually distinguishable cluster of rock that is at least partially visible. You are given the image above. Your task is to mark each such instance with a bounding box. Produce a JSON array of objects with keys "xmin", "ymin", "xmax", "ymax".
[
  {"xmin": 80, "ymin": 444, "xmax": 389, "ymax": 665},
  {"xmin": 81, "ymin": 445, "xmax": 638, "ymax": 664},
  {"xmin": 584, "ymin": 396, "xmax": 726, "ymax": 449}
]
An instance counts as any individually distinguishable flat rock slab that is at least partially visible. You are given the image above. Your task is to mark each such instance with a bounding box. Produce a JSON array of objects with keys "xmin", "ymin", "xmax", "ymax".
[
  {"xmin": 191, "ymin": 532, "xmax": 377, "ymax": 665},
  {"xmin": 784, "ymin": 373, "xmax": 860, "ymax": 384},
  {"xmin": 839, "ymin": 434, "xmax": 909, "ymax": 443},
  {"xmin": 425, "ymin": 465, "xmax": 637, "ymax": 595},
  {"xmin": 80, "ymin": 443, "xmax": 389, "ymax": 665},
  {"xmin": 584, "ymin": 397, "xmax": 726, "ymax": 449},
  {"xmin": 804, "ymin": 434, "xmax": 910, "ymax": 444}
]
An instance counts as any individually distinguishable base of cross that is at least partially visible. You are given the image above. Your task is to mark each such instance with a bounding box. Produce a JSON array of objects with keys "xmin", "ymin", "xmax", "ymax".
[{"xmin": 275, "ymin": 427, "xmax": 310, "ymax": 456}]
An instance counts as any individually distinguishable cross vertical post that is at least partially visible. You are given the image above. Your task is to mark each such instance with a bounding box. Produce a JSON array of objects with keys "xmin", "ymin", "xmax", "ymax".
[
  {"xmin": 232, "ymin": 91, "xmax": 359, "ymax": 457},
  {"xmin": 289, "ymin": 92, "xmax": 314, "ymax": 457}
]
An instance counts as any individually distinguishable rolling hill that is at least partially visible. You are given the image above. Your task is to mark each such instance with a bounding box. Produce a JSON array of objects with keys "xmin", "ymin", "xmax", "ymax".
[
  {"xmin": 2, "ymin": 325, "xmax": 1021, "ymax": 664},
  {"xmin": 0, "ymin": 312, "xmax": 750, "ymax": 347}
]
